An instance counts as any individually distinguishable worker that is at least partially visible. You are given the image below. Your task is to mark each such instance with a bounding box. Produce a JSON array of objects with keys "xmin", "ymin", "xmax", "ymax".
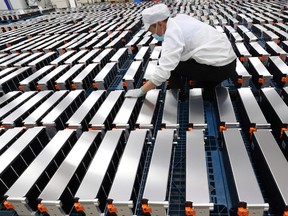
[{"xmin": 125, "ymin": 3, "xmax": 237, "ymax": 100}]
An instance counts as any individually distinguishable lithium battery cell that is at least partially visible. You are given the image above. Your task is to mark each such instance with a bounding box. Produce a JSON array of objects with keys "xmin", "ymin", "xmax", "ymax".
[
  {"xmin": 136, "ymin": 89, "xmax": 160, "ymax": 130},
  {"xmin": 37, "ymin": 130, "xmax": 102, "ymax": 216},
  {"xmin": 122, "ymin": 61, "xmax": 142, "ymax": 90},
  {"xmin": 0, "ymin": 67, "xmax": 32, "ymax": 93},
  {"xmin": 0, "ymin": 68, "xmax": 18, "ymax": 79},
  {"xmin": 234, "ymin": 43, "xmax": 252, "ymax": 66},
  {"xmin": 221, "ymin": 129, "xmax": 269, "ymax": 216},
  {"xmin": 161, "ymin": 89, "xmax": 180, "ymax": 129},
  {"xmin": 92, "ymin": 48, "xmax": 115, "ymax": 69},
  {"xmin": 0, "ymin": 53, "xmax": 31, "ymax": 69},
  {"xmin": 89, "ymin": 90, "xmax": 124, "ymax": 132},
  {"xmin": 248, "ymin": 42, "xmax": 271, "ymax": 65},
  {"xmin": 185, "ymin": 130, "xmax": 214, "ymax": 216},
  {"xmin": 50, "ymin": 50, "xmax": 76, "ymax": 67},
  {"xmin": 215, "ymin": 87, "xmax": 239, "ymax": 130},
  {"xmin": 265, "ymin": 41, "xmax": 286, "ymax": 61},
  {"xmin": 267, "ymin": 56, "xmax": 288, "ymax": 87},
  {"xmin": 23, "ymin": 90, "xmax": 68, "ymax": 128},
  {"xmin": 125, "ymin": 36, "xmax": 142, "ymax": 54},
  {"xmin": 0, "ymin": 127, "xmax": 49, "ymax": 200},
  {"xmin": 28, "ymin": 52, "xmax": 57, "ymax": 72},
  {"xmin": 4, "ymin": 129, "xmax": 77, "ymax": 216},
  {"xmin": 0, "ymin": 91, "xmax": 22, "ymax": 108},
  {"xmin": 237, "ymin": 87, "xmax": 270, "ymax": 136},
  {"xmin": 71, "ymin": 63, "xmax": 100, "ymax": 90},
  {"xmin": 73, "ymin": 130, "xmax": 126, "ymax": 215},
  {"xmin": 231, "ymin": 59, "xmax": 251, "ymax": 87},
  {"xmin": 141, "ymin": 129, "xmax": 176, "ymax": 216},
  {"xmin": 77, "ymin": 49, "xmax": 101, "ymax": 66},
  {"xmin": 134, "ymin": 46, "xmax": 150, "ymax": 67},
  {"xmin": 1, "ymin": 91, "xmax": 52, "ymax": 128},
  {"xmin": 54, "ymin": 64, "xmax": 85, "ymax": 90},
  {"xmin": 92, "ymin": 62, "xmax": 118, "ymax": 90},
  {"xmin": 251, "ymin": 130, "xmax": 288, "ymax": 215},
  {"xmin": 263, "ymin": 31, "xmax": 280, "ymax": 44},
  {"xmin": 188, "ymin": 89, "xmax": 206, "ymax": 129},
  {"xmin": 66, "ymin": 90, "xmax": 105, "ymax": 132},
  {"xmin": 112, "ymin": 92, "xmax": 141, "ymax": 130},
  {"xmin": 105, "ymin": 129, "xmax": 149, "ymax": 216},
  {"xmin": 251, "ymin": 24, "xmax": 268, "ymax": 38},
  {"xmin": 243, "ymin": 31, "xmax": 258, "ymax": 44},
  {"xmin": 260, "ymin": 87, "xmax": 288, "ymax": 138},
  {"xmin": 0, "ymin": 91, "xmax": 37, "ymax": 121},
  {"xmin": 0, "ymin": 127, "xmax": 25, "ymax": 156},
  {"xmin": 247, "ymin": 57, "xmax": 272, "ymax": 88},
  {"xmin": 41, "ymin": 90, "xmax": 85, "ymax": 137},
  {"xmin": 109, "ymin": 48, "xmax": 129, "ymax": 70},
  {"xmin": 143, "ymin": 60, "xmax": 157, "ymax": 83},
  {"xmin": 14, "ymin": 52, "xmax": 43, "ymax": 67},
  {"xmin": 18, "ymin": 65, "xmax": 56, "ymax": 91},
  {"xmin": 36, "ymin": 65, "xmax": 70, "ymax": 90},
  {"xmin": 64, "ymin": 50, "xmax": 88, "ymax": 67}
]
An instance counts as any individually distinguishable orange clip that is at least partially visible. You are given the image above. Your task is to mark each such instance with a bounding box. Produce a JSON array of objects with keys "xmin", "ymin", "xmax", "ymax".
[
  {"xmin": 283, "ymin": 208, "xmax": 288, "ymax": 216},
  {"xmin": 238, "ymin": 78, "xmax": 243, "ymax": 85},
  {"xmin": 280, "ymin": 127, "xmax": 288, "ymax": 138},
  {"xmin": 54, "ymin": 84, "xmax": 60, "ymax": 91},
  {"xmin": 258, "ymin": 78, "xmax": 264, "ymax": 84},
  {"xmin": 92, "ymin": 82, "xmax": 98, "ymax": 89},
  {"xmin": 123, "ymin": 81, "xmax": 127, "ymax": 87},
  {"xmin": 142, "ymin": 199, "xmax": 152, "ymax": 214},
  {"xmin": 249, "ymin": 127, "xmax": 257, "ymax": 134},
  {"xmin": 107, "ymin": 203, "xmax": 118, "ymax": 213},
  {"xmin": 71, "ymin": 84, "xmax": 76, "ymax": 90},
  {"xmin": 238, "ymin": 207, "xmax": 249, "ymax": 216},
  {"xmin": 38, "ymin": 203, "xmax": 48, "ymax": 213},
  {"xmin": 188, "ymin": 127, "xmax": 193, "ymax": 131},
  {"xmin": 4, "ymin": 200, "xmax": 14, "ymax": 210},
  {"xmin": 189, "ymin": 80, "xmax": 195, "ymax": 86},
  {"xmin": 122, "ymin": 38, "xmax": 125, "ymax": 43},
  {"xmin": 18, "ymin": 86, "xmax": 24, "ymax": 91},
  {"xmin": 48, "ymin": 49, "xmax": 53, "ymax": 52},
  {"xmin": 240, "ymin": 57, "xmax": 245, "ymax": 62},
  {"xmin": 281, "ymin": 77, "xmax": 287, "ymax": 83},
  {"xmin": 74, "ymin": 202, "xmax": 85, "ymax": 212},
  {"xmin": 276, "ymin": 39, "xmax": 280, "ymax": 44},
  {"xmin": 238, "ymin": 202, "xmax": 249, "ymax": 216},
  {"xmin": 185, "ymin": 206, "xmax": 196, "ymax": 216},
  {"xmin": 258, "ymin": 56, "xmax": 264, "ymax": 61},
  {"xmin": 130, "ymin": 46, "xmax": 135, "ymax": 51},
  {"xmin": 36, "ymin": 85, "xmax": 42, "ymax": 91},
  {"xmin": 61, "ymin": 49, "xmax": 66, "ymax": 54},
  {"xmin": 219, "ymin": 125, "xmax": 227, "ymax": 133}
]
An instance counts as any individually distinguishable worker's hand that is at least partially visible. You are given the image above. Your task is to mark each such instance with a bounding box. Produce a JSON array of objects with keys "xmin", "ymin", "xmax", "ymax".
[{"xmin": 125, "ymin": 88, "xmax": 145, "ymax": 98}]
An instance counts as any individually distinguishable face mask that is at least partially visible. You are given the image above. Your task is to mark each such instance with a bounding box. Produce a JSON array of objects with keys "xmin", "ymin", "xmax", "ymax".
[{"xmin": 153, "ymin": 24, "xmax": 164, "ymax": 41}]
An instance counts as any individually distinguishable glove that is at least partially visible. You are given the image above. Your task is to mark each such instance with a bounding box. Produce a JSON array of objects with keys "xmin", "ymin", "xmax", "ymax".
[{"xmin": 125, "ymin": 88, "xmax": 145, "ymax": 98}]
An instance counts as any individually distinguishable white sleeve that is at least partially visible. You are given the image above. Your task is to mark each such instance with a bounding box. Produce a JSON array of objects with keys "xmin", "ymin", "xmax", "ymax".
[{"xmin": 150, "ymin": 21, "xmax": 185, "ymax": 86}]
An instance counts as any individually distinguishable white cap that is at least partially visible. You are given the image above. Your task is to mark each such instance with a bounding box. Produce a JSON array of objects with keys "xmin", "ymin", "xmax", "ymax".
[{"xmin": 142, "ymin": 4, "xmax": 170, "ymax": 31}]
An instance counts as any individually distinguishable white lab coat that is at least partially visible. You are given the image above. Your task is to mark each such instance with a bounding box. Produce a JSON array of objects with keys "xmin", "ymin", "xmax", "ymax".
[{"xmin": 151, "ymin": 14, "xmax": 237, "ymax": 86}]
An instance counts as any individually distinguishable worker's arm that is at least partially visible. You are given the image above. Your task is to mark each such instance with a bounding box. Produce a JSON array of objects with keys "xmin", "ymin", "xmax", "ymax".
[{"xmin": 125, "ymin": 80, "xmax": 157, "ymax": 98}]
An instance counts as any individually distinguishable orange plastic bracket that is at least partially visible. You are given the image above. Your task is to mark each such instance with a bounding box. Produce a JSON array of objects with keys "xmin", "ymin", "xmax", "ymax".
[
  {"xmin": 107, "ymin": 203, "xmax": 118, "ymax": 213},
  {"xmin": 238, "ymin": 207, "xmax": 249, "ymax": 216},
  {"xmin": 258, "ymin": 78, "xmax": 264, "ymax": 84},
  {"xmin": 238, "ymin": 78, "xmax": 243, "ymax": 84},
  {"xmin": 54, "ymin": 85, "xmax": 60, "ymax": 91},
  {"xmin": 281, "ymin": 77, "xmax": 287, "ymax": 83},
  {"xmin": 280, "ymin": 127, "xmax": 288, "ymax": 138},
  {"xmin": 185, "ymin": 206, "xmax": 196, "ymax": 216},
  {"xmin": 74, "ymin": 202, "xmax": 85, "ymax": 212},
  {"xmin": 71, "ymin": 84, "xmax": 76, "ymax": 90},
  {"xmin": 142, "ymin": 203, "xmax": 152, "ymax": 214},
  {"xmin": 219, "ymin": 125, "xmax": 227, "ymax": 133},
  {"xmin": 18, "ymin": 86, "xmax": 24, "ymax": 91},
  {"xmin": 93, "ymin": 83, "xmax": 98, "ymax": 89},
  {"xmin": 4, "ymin": 201, "xmax": 14, "ymax": 210},
  {"xmin": 38, "ymin": 203, "xmax": 48, "ymax": 213}
]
